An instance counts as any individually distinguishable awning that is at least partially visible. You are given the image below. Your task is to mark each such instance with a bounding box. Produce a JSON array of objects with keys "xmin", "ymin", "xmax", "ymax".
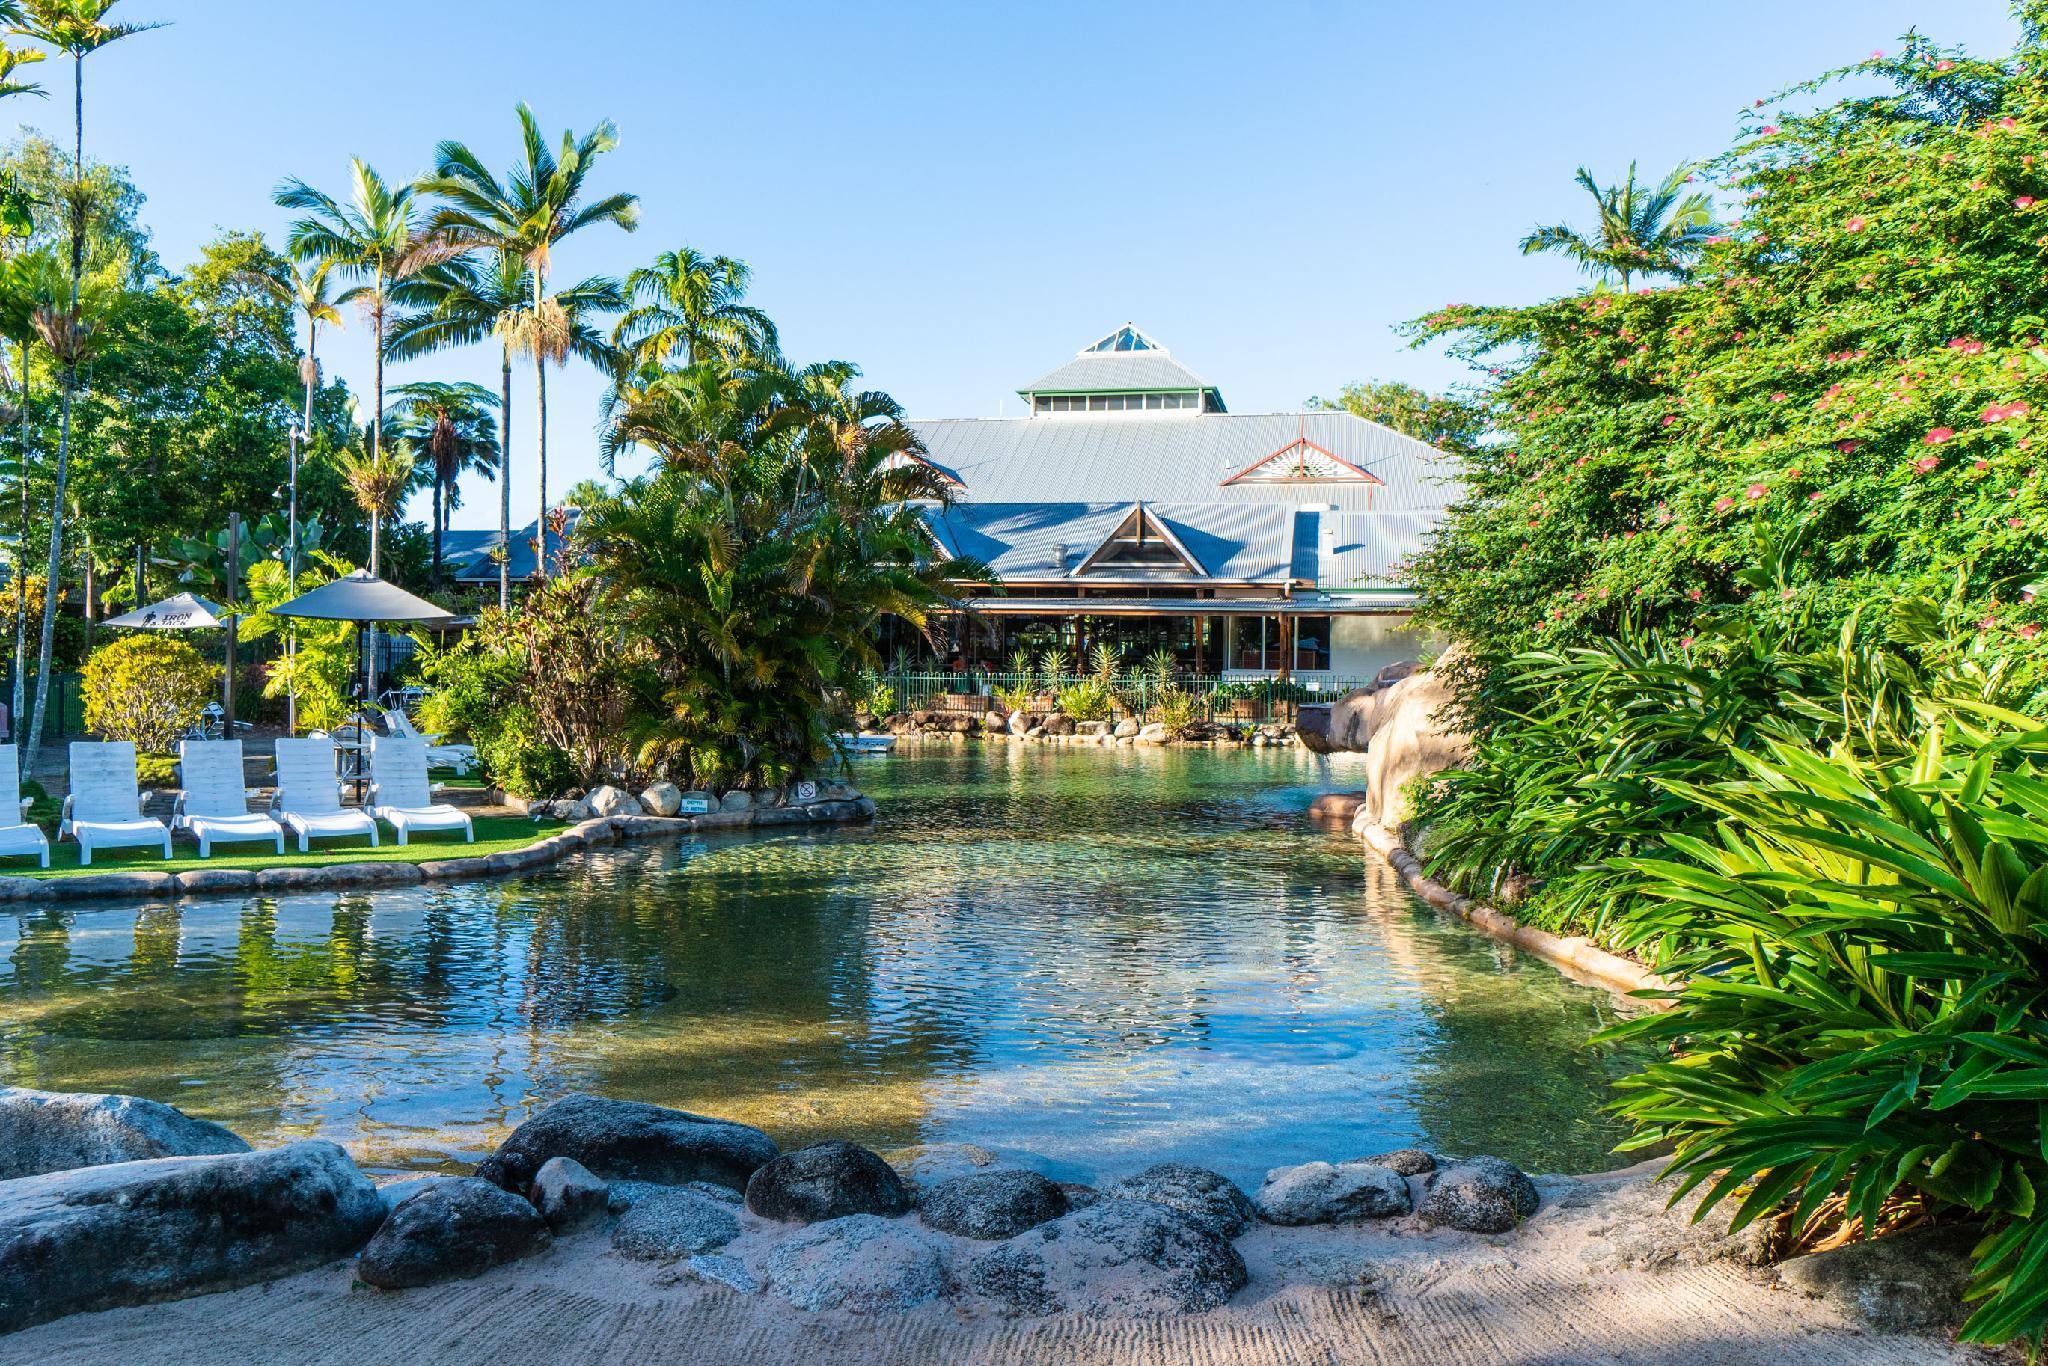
[
  {"xmin": 103, "ymin": 592, "xmax": 232, "ymax": 630},
  {"xmin": 271, "ymin": 571, "xmax": 457, "ymax": 625}
]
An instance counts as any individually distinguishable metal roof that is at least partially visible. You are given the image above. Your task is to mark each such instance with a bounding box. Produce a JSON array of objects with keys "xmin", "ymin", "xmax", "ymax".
[
  {"xmin": 952, "ymin": 595, "xmax": 1416, "ymax": 616},
  {"xmin": 932, "ymin": 501, "xmax": 1300, "ymax": 584},
  {"xmin": 909, "ymin": 410, "xmax": 1459, "ymax": 517},
  {"xmin": 1017, "ymin": 351, "xmax": 1217, "ymax": 398},
  {"xmin": 447, "ymin": 510, "xmax": 584, "ymax": 583}
]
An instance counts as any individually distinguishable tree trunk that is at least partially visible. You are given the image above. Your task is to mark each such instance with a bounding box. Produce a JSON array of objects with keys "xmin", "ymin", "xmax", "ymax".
[
  {"xmin": 533, "ymin": 270, "xmax": 547, "ymax": 583},
  {"xmin": 431, "ymin": 477, "xmax": 442, "ymax": 586},
  {"xmin": 12, "ymin": 338, "xmax": 27, "ymax": 756},
  {"xmin": 499, "ymin": 348, "xmax": 511, "ymax": 611}
]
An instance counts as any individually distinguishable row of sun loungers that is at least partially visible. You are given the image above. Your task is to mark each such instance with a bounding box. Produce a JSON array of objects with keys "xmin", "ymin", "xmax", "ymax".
[{"xmin": 0, "ymin": 735, "xmax": 474, "ymax": 868}]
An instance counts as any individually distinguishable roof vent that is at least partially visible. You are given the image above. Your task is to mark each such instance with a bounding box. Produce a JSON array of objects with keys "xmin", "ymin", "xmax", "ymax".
[{"xmin": 1053, "ymin": 542, "xmax": 1069, "ymax": 573}]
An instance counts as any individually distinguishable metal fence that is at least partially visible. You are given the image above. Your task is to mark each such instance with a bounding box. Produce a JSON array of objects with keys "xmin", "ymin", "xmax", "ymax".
[
  {"xmin": 859, "ymin": 671, "xmax": 1374, "ymax": 725},
  {"xmin": 0, "ymin": 672, "xmax": 83, "ymax": 741}
]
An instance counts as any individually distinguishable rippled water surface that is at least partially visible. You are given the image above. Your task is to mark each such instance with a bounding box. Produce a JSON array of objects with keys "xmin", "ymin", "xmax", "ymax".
[{"xmin": 0, "ymin": 746, "xmax": 1654, "ymax": 1183}]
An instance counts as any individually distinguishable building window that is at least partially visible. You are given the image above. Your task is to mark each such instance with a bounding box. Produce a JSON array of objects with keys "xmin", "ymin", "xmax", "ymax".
[
  {"xmin": 1033, "ymin": 392, "xmax": 1197, "ymax": 415},
  {"xmin": 1294, "ymin": 616, "xmax": 1331, "ymax": 672}
]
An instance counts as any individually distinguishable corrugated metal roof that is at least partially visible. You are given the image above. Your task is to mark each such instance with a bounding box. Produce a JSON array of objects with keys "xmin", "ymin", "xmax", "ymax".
[
  {"xmin": 932, "ymin": 501, "xmax": 1299, "ymax": 584},
  {"xmin": 1017, "ymin": 351, "xmax": 1215, "ymax": 396},
  {"xmin": 448, "ymin": 510, "xmax": 583, "ymax": 583},
  {"xmin": 1312, "ymin": 511, "xmax": 1437, "ymax": 589},
  {"xmin": 910, "ymin": 410, "xmax": 1460, "ymax": 518}
]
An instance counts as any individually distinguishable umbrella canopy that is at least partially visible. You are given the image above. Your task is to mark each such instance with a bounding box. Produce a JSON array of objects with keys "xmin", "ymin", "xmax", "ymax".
[
  {"xmin": 103, "ymin": 592, "xmax": 231, "ymax": 630},
  {"xmin": 271, "ymin": 571, "xmax": 456, "ymax": 625}
]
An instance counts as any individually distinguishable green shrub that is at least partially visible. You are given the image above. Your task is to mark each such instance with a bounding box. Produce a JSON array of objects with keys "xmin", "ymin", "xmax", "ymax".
[
  {"xmin": 475, "ymin": 705, "xmax": 578, "ymax": 799},
  {"xmin": 81, "ymin": 636, "xmax": 218, "ymax": 754},
  {"xmin": 1154, "ymin": 688, "xmax": 1201, "ymax": 736},
  {"xmin": 1055, "ymin": 678, "xmax": 1113, "ymax": 722}
]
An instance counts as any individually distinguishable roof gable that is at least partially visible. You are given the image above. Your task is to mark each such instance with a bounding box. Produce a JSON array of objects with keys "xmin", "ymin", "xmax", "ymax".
[
  {"xmin": 1074, "ymin": 503, "xmax": 1206, "ymax": 578},
  {"xmin": 1222, "ymin": 428, "xmax": 1385, "ymax": 487}
]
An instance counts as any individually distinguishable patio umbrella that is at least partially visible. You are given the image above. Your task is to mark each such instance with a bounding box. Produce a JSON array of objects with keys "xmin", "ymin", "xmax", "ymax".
[
  {"xmin": 102, "ymin": 591, "xmax": 231, "ymax": 630},
  {"xmin": 271, "ymin": 570, "xmax": 456, "ymax": 709}
]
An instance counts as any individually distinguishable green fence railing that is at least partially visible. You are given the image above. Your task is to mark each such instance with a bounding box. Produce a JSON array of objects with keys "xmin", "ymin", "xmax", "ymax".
[
  {"xmin": 0, "ymin": 672, "xmax": 83, "ymax": 742},
  {"xmin": 857, "ymin": 671, "xmax": 1374, "ymax": 726}
]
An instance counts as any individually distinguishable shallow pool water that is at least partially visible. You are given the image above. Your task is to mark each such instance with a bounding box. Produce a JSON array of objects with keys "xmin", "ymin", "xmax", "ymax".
[{"xmin": 0, "ymin": 745, "xmax": 1654, "ymax": 1184}]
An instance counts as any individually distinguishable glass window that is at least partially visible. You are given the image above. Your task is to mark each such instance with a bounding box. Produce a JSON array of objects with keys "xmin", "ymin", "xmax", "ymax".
[{"xmin": 1294, "ymin": 616, "xmax": 1332, "ymax": 671}]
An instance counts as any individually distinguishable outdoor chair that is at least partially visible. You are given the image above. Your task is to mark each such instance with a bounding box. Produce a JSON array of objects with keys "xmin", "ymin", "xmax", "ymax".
[
  {"xmin": 0, "ymin": 742, "xmax": 48, "ymax": 868},
  {"xmin": 174, "ymin": 740, "xmax": 284, "ymax": 857},
  {"xmin": 367, "ymin": 736, "xmax": 473, "ymax": 846},
  {"xmin": 271, "ymin": 737, "xmax": 379, "ymax": 852},
  {"xmin": 60, "ymin": 741, "xmax": 172, "ymax": 865},
  {"xmin": 382, "ymin": 709, "xmax": 477, "ymax": 775}
]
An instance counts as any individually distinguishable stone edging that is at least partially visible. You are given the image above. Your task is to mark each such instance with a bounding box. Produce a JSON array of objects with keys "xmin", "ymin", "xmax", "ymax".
[
  {"xmin": 1355, "ymin": 821, "xmax": 1675, "ymax": 1001},
  {"xmin": 0, "ymin": 796, "xmax": 879, "ymax": 905}
]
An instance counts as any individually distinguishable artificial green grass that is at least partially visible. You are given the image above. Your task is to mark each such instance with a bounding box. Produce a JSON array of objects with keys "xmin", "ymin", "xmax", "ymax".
[{"xmin": 9, "ymin": 814, "xmax": 568, "ymax": 879}]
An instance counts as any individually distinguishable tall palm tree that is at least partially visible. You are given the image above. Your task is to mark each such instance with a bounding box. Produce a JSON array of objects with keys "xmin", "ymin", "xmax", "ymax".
[
  {"xmin": 0, "ymin": 39, "xmax": 43, "ymax": 745},
  {"xmin": 275, "ymin": 159, "xmax": 423, "ymax": 498},
  {"xmin": 333, "ymin": 436, "xmax": 417, "ymax": 577},
  {"xmin": 1519, "ymin": 162, "xmax": 1720, "ymax": 292},
  {"xmin": 384, "ymin": 379, "xmax": 500, "ymax": 584},
  {"xmin": 499, "ymin": 275, "xmax": 620, "ymax": 579},
  {"xmin": 386, "ymin": 251, "xmax": 528, "ymax": 610},
  {"xmin": 615, "ymin": 247, "xmax": 776, "ymax": 371},
  {"xmin": 419, "ymin": 104, "xmax": 637, "ymax": 582},
  {"xmin": 11, "ymin": 0, "xmax": 156, "ymax": 772}
]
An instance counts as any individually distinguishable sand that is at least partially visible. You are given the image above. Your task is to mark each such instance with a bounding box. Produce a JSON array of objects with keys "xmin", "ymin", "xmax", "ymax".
[{"xmin": 0, "ymin": 1162, "xmax": 1985, "ymax": 1365}]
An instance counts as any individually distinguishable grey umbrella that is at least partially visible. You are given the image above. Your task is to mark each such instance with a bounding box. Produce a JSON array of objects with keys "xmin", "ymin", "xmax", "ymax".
[
  {"xmin": 272, "ymin": 571, "xmax": 456, "ymax": 711},
  {"xmin": 103, "ymin": 591, "xmax": 232, "ymax": 630}
]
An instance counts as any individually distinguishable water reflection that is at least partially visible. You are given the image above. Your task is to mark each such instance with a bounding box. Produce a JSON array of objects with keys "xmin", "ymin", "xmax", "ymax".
[{"xmin": 0, "ymin": 747, "xmax": 1653, "ymax": 1182}]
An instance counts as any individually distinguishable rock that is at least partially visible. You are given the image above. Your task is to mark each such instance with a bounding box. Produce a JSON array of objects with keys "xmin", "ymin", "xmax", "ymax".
[
  {"xmin": 377, "ymin": 1175, "xmax": 461, "ymax": 1211},
  {"xmin": 678, "ymin": 790, "xmax": 715, "ymax": 812},
  {"xmin": 1356, "ymin": 1147, "xmax": 1439, "ymax": 1176},
  {"xmin": 524, "ymin": 799, "xmax": 550, "ymax": 817},
  {"xmin": 1099, "ymin": 1162, "xmax": 1256, "ymax": 1238},
  {"xmin": 1375, "ymin": 660, "xmax": 1418, "ymax": 688},
  {"xmin": 1007, "ymin": 711, "xmax": 1032, "ymax": 737},
  {"xmin": 1137, "ymin": 722, "xmax": 1168, "ymax": 743},
  {"xmin": 475, "ymin": 1094, "xmax": 777, "ymax": 1193},
  {"xmin": 1775, "ymin": 1224, "xmax": 1977, "ymax": 1332},
  {"xmin": 746, "ymin": 1140, "xmax": 910, "ymax": 1223},
  {"xmin": 357, "ymin": 1177, "xmax": 550, "ymax": 1289},
  {"xmin": 610, "ymin": 1188, "xmax": 741, "ymax": 1259},
  {"xmin": 639, "ymin": 781, "xmax": 683, "ymax": 817},
  {"xmin": 585, "ymin": 785, "xmax": 643, "ymax": 817},
  {"xmin": 1041, "ymin": 713, "xmax": 1075, "ymax": 736},
  {"xmin": 1307, "ymin": 792, "xmax": 1371, "ymax": 822},
  {"xmin": 1113, "ymin": 719, "xmax": 1140, "ymax": 739},
  {"xmin": 881, "ymin": 1141, "xmax": 1083, "ymax": 1192},
  {"xmin": 529, "ymin": 1156, "xmax": 609, "ymax": 1234},
  {"xmin": 547, "ymin": 798, "xmax": 593, "ymax": 823},
  {"xmin": 606, "ymin": 1177, "xmax": 743, "ymax": 1212},
  {"xmin": 0, "ymin": 1140, "xmax": 383, "ymax": 1333},
  {"xmin": 1294, "ymin": 654, "xmax": 1472, "ymax": 829},
  {"xmin": 1075, "ymin": 720, "xmax": 1109, "ymax": 737},
  {"xmin": 172, "ymin": 867, "xmax": 258, "ymax": 895},
  {"xmin": 966, "ymin": 1198, "xmax": 1247, "ymax": 1316},
  {"xmin": 719, "ymin": 790, "xmax": 753, "ymax": 813},
  {"xmin": 0, "ymin": 1086, "xmax": 250, "ymax": 1180},
  {"xmin": 687, "ymin": 1252, "xmax": 761, "ymax": 1293},
  {"xmin": 763, "ymin": 1213, "xmax": 952, "ymax": 1312},
  {"xmin": 1255, "ymin": 1161, "xmax": 1410, "ymax": 1225},
  {"xmin": 1418, "ymin": 1156, "xmax": 1540, "ymax": 1233},
  {"xmin": 919, "ymin": 1169, "xmax": 1069, "ymax": 1240},
  {"xmin": 1060, "ymin": 1182, "xmax": 1102, "ymax": 1211}
]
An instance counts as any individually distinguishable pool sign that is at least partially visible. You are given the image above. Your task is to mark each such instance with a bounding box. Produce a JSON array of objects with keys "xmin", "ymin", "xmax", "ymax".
[
  {"xmin": 678, "ymin": 796, "xmax": 714, "ymax": 815},
  {"xmin": 795, "ymin": 780, "xmax": 819, "ymax": 801}
]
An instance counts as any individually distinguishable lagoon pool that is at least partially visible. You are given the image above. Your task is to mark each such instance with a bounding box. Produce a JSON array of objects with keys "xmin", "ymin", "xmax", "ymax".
[{"xmin": 0, "ymin": 746, "xmax": 1652, "ymax": 1185}]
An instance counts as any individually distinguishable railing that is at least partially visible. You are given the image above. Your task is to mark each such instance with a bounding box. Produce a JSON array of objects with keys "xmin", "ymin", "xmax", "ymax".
[
  {"xmin": 0, "ymin": 672, "xmax": 83, "ymax": 741},
  {"xmin": 859, "ymin": 671, "xmax": 1376, "ymax": 725}
]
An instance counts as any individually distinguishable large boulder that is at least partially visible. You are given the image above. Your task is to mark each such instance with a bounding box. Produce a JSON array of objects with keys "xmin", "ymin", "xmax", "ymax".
[
  {"xmin": 0, "ymin": 1140, "xmax": 384, "ymax": 1333},
  {"xmin": 529, "ymin": 1156, "xmax": 609, "ymax": 1234},
  {"xmin": 357, "ymin": 1177, "xmax": 549, "ymax": 1289},
  {"xmin": 1112, "ymin": 718, "xmax": 1140, "ymax": 739},
  {"xmin": 475, "ymin": 1094, "xmax": 777, "ymax": 1193},
  {"xmin": 1297, "ymin": 659, "xmax": 1472, "ymax": 830},
  {"xmin": 919, "ymin": 1169, "xmax": 1068, "ymax": 1241},
  {"xmin": 639, "ymin": 781, "xmax": 683, "ymax": 817},
  {"xmin": 763, "ymin": 1213, "xmax": 952, "ymax": 1312},
  {"xmin": 1099, "ymin": 1163, "xmax": 1256, "ymax": 1238},
  {"xmin": 965, "ymin": 1198, "xmax": 1247, "ymax": 1316},
  {"xmin": 610, "ymin": 1188, "xmax": 741, "ymax": 1260},
  {"xmin": 1255, "ymin": 1160, "xmax": 1410, "ymax": 1225},
  {"xmin": 1357, "ymin": 1147, "xmax": 1439, "ymax": 1176},
  {"xmin": 585, "ymin": 785, "xmax": 643, "ymax": 818},
  {"xmin": 1041, "ymin": 713, "xmax": 1076, "ymax": 736},
  {"xmin": 1418, "ymin": 1156, "xmax": 1541, "ymax": 1233},
  {"xmin": 0, "ymin": 1086, "xmax": 250, "ymax": 1180},
  {"xmin": 746, "ymin": 1140, "xmax": 910, "ymax": 1223}
]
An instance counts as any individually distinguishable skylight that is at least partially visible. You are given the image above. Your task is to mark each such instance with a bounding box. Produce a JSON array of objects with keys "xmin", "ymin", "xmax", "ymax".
[{"xmin": 1083, "ymin": 324, "xmax": 1164, "ymax": 354}]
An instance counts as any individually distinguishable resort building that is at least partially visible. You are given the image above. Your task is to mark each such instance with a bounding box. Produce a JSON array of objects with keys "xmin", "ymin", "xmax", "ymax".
[{"xmin": 906, "ymin": 325, "xmax": 1460, "ymax": 682}]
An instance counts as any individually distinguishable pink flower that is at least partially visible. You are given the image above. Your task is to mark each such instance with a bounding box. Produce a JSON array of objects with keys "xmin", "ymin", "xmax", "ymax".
[
  {"xmin": 1845, "ymin": 216, "xmax": 1867, "ymax": 233},
  {"xmin": 1973, "ymin": 459, "xmax": 1991, "ymax": 472},
  {"xmin": 1949, "ymin": 337, "xmax": 1985, "ymax": 353},
  {"xmin": 1935, "ymin": 59, "xmax": 1955, "ymax": 72},
  {"xmin": 1924, "ymin": 427, "xmax": 1955, "ymax": 444},
  {"xmin": 1745, "ymin": 483, "xmax": 1768, "ymax": 500},
  {"xmin": 1837, "ymin": 440, "xmax": 1862, "ymax": 453},
  {"xmin": 1914, "ymin": 454, "xmax": 1942, "ymax": 473},
  {"xmin": 1981, "ymin": 614, "xmax": 2000, "ymax": 630},
  {"xmin": 1679, "ymin": 635, "xmax": 1696, "ymax": 648},
  {"xmin": 1770, "ymin": 392, "xmax": 1788, "ymax": 403},
  {"xmin": 2022, "ymin": 624, "xmax": 2043, "ymax": 639},
  {"xmin": 1808, "ymin": 491, "xmax": 1824, "ymax": 502},
  {"xmin": 2012, "ymin": 517, "xmax": 2028, "ymax": 529},
  {"xmin": 1687, "ymin": 588, "xmax": 1704, "ymax": 602},
  {"xmin": 2003, "ymin": 116, "xmax": 2021, "ymax": 130},
  {"xmin": 2019, "ymin": 197, "xmax": 2038, "ymax": 210},
  {"xmin": 1761, "ymin": 124, "xmax": 1779, "ymax": 135},
  {"xmin": 1662, "ymin": 415, "xmax": 1677, "ymax": 426},
  {"xmin": 1713, "ymin": 496, "xmax": 1736, "ymax": 513},
  {"xmin": 1786, "ymin": 467, "xmax": 1803, "ymax": 479}
]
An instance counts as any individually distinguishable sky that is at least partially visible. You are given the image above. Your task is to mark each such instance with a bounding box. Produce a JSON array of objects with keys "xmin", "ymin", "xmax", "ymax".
[{"xmin": 24, "ymin": 0, "xmax": 2026, "ymax": 530}]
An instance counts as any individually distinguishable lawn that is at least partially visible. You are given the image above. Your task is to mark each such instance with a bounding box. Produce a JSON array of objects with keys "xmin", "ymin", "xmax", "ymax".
[{"xmin": 6, "ymin": 814, "xmax": 569, "ymax": 880}]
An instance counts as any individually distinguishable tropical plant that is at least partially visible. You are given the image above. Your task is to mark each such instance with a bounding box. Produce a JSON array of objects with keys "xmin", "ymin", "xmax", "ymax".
[
  {"xmin": 1055, "ymin": 677, "xmax": 1112, "ymax": 722},
  {"xmin": 418, "ymin": 104, "xmax": 638, "ymax": 581},
  {"xmin": 385, "ymin": 379, "xmax": 499, "ymax": 583},
  {"xmin": 80, "ymin": 632, "xmax": 214, "ymax": 753},
  {"xmin": 1088, "ymin": 642, "xmax": 1120, "ymax": 685},
  {"xmin": 11, "ymin": 0, "xmax": 156, "ymax": 773},
  {"xmin": 1154, "ymin": 688, "xmax": 1201, "ymax": 737},
  {"xmin": 332, "ymin": 436, "xmax": 416, "ymax": 575},
  {"xmin": 239, "ymin": 554, "xmax": 356, "ymax": 730},
  {"xmin": 1036, "ymin": 647, "xmax": 1068, "ymax": 690},
  {"xmin": 1518, "ymin": 162, "xmax": 1719, "ymax": 292},
  {"xmin": 615, "ymin": 247, "xmax": 777, "ymax": 372}
]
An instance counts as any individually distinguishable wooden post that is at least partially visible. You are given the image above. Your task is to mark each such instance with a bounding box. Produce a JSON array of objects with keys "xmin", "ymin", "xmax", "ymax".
[{"xmin": 224, "ymin": 513, "xmax": 239, "ymax": 730}]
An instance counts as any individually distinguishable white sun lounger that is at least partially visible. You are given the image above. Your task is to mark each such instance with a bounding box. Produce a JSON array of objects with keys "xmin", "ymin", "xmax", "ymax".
[
  {"xmin": 60, "ymin": 741, "xmax": 172, "ymax": 865},
  {"xmin": 271, "ymin": 737, "xmax": 379, "ymax": 852},
  {"xmin": 384, "ymin": 709, "xmax": 478, "ymax": 775},
  {"xmin": 0, "ymin": 743, "xmax": 48, "ymax": 867},
  {"xmin": 175, "ymin": 740, "xmax": 284, "ymax": 857},
  {"xmin": 368, "ymin": 736, "xmax": 473, "ymax": 846}
]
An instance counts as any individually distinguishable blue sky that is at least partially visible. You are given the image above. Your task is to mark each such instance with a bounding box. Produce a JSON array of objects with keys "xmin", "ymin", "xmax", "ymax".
[{"xmin": 24, "ymin": 0, "xmax": 2024, "ymax": 528}]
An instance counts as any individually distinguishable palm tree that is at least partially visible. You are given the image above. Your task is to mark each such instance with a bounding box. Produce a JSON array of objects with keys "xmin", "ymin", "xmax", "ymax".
[
  {"xmin": 333, "ymin": 437, "xmax": 417, "ymax": 577},
  {"xmin": 11, "ymin": 0, "xmax": 156, "ymax": 771},
  {"xmin": 615, "ymin": 248, "xmax": 777, "ymax": 371},
  {"xmin": 384, "ymin": 379, "xmax": 500, "ymax": 584},
  {"xmin": 499, "ymin": 274, "xmax": 619, "ymax": 577},
  {"xmin": 274, "ymin": 159, "xmax": 424, "ymax": 498},
  {"xmin": 418, "ymin": 104, "xmax": 637, "ymax": 582},
  {"xmin": 1519, "ymin": 163, "xmax": 1720, "ymax": 292},
  {"xmin": 387, "ymin": 252, "xmax": 530, "ymax": 609},
  {"xmin": 0, "ymin": 40, "xmax": 44, "ymax": 746}
]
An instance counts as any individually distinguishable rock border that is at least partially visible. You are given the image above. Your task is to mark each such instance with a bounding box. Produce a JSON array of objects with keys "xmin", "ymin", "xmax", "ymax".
[
  {"xmin": 1355, "ymin": 821, "xmax": 1674, "ymax": 1001},
  {"xmin": 0, "ymin": 796, "xmax": 878, "ymax": 907}
]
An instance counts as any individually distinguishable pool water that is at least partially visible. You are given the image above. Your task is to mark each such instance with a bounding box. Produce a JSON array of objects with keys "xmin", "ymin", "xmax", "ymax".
[{"xmin": 0, "ymin": 746, "xmax": 1653, "ymax": 1185}]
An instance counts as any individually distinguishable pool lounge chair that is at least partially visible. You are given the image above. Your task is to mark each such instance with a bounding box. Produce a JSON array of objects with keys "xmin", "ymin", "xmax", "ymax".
[
  {"xmin": 271, "ymin": 737, "xmax": 379, "ymax": 852},
  {"xmin": 383, "ymin": 709, "xmax": 477, "ymax": 775},
  {"xmin": 367, "ymin": 735, "xmax": 473, "ymax": 846},
  {"xmin": 0, "ymin": 743, "xmax": 48, "ymax": 867},
  {"xmin": 175, "ymin": 740, "xmax": 284, "ymax": 857},
  {"xmin": 60, "ymin": 741, "xmax": 172, "ymax": 865}
]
